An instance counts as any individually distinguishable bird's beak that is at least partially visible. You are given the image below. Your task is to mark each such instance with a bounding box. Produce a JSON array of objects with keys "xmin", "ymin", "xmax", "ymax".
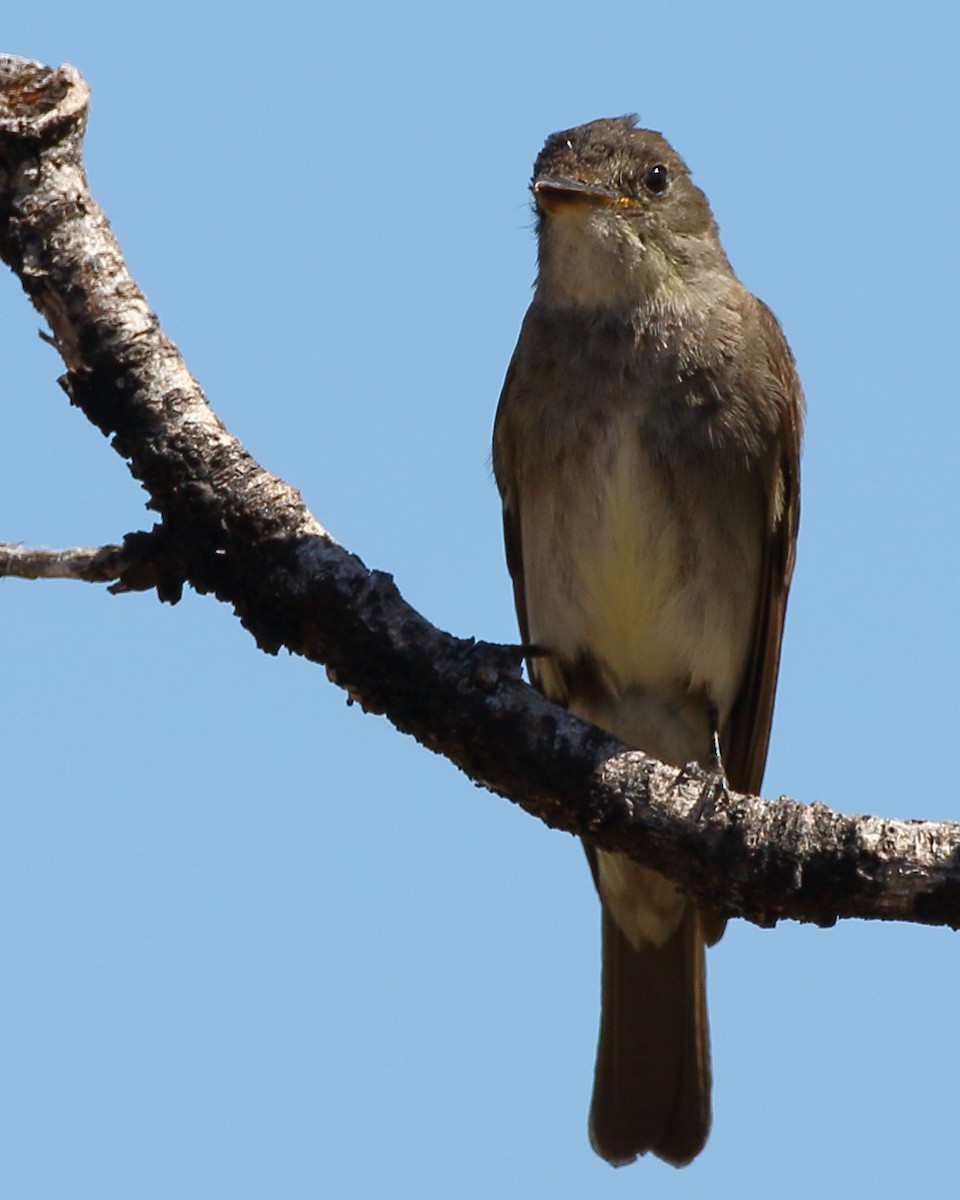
[{"xmin": 532, "ymin": 176, "xmax": 624, "ymax": 215}]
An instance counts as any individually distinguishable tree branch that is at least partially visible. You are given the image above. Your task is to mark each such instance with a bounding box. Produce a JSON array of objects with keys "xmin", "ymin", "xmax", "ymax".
[
  {"xmin": 2, "ymin": 53, "xmax": 959, "ymax": 932},
  {"xmin": 0, "ymin": 541, "xmax": 123, "ymax": 581}
]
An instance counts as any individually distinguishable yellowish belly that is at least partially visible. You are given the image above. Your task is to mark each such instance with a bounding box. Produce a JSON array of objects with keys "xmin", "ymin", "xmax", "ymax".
[{"xmin": 520, "ymin": 417, "xmax": 761, "ymax": 764}]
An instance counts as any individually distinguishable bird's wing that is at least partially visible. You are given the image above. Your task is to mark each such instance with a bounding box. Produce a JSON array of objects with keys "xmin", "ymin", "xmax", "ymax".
[
  {"xmin": 722, "ymin": 300, "xmax": 804, "ymax": 797},
  {"xmin": 493, "ymin": 347, "xmax": 541, "ymax": 689}
]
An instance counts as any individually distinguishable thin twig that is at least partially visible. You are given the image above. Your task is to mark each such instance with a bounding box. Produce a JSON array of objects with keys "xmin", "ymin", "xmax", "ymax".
[{"xmin": 0, "ymin": 541, "xmax": 123, "ymax": 582}]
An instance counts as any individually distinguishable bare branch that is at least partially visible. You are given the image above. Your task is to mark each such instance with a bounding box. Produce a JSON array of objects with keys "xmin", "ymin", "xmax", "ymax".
[
  {"xmin": 0, "ymin": 541, "xmax": 123, "ymax": 581},
  {"xmin": 2, "ymin": 54, "xmax": 959, "ymax": 933}
]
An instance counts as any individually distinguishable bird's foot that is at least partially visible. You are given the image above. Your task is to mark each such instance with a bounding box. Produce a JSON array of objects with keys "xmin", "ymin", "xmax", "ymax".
[
  {"xmin": 672, "ymin": 762, "xmax": 730, "ymax": 823},
  {"xmin": 687, "ymin": 699, "xmax": 730, "ymax": 820},
  {"xmin": 690, "ymin": 768, "xmax": 730, "ymax": 822}
]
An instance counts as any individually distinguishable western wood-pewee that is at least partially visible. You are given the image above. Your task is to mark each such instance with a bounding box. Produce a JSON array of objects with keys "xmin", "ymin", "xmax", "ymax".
[{"xmin": 493, "ymin": 116, "xmax": 802, "ymax": 1168}]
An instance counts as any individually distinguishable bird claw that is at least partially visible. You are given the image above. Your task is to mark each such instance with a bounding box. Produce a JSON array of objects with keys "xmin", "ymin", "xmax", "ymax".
[
  {"xmin": 690, "ymin": 770, "xmax": 730, "ymax": 823},
  {"xmin": 672, "ymin": 762, "xmax": 730, "ymax": 822}
]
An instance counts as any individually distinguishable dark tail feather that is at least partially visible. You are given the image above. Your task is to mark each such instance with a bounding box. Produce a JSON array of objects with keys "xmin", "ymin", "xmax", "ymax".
[{"xmin": 588, "ymin": 903, "xmax": 711, "ymax": 1168}]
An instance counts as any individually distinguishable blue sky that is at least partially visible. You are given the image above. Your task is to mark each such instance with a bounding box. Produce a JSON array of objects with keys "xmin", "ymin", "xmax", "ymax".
[{"xmin": 3, "ymin": 3, "xmax": 960, "ymax": 1197}]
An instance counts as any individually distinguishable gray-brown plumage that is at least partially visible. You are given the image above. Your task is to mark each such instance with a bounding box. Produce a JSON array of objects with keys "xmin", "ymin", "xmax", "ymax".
[{"xmin": 493, "ymin": 116, "xmax": 802, "ymax": 1167}]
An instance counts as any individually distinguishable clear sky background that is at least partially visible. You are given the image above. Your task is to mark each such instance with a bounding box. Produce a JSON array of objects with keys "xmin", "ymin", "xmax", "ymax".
[{"xmin": 2, "ymin": 3, "xmax": 959, "ymax": 1197}]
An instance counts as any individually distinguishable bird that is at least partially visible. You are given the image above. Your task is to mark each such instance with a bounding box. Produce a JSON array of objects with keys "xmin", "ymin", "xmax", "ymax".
[{"xmin": 492, "ymin": 115, "xmax": 802, "ymax": 1167}]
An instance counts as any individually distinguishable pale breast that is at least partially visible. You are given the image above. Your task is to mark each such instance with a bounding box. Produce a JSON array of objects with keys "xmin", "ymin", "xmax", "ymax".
[{"xmin": 519, "ymin": 410, "xmax": 763, "ymax": 762}]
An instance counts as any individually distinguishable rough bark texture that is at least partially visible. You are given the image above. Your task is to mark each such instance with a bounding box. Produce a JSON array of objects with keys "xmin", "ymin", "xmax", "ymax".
[{"xmin": 2, "ymin": 54, "xmax": 959, "ymax": 932}]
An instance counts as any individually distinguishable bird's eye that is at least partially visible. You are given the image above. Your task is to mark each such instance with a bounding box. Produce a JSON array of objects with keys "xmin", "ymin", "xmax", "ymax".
[{"xmin": 643, "ymin": 164, "xmax": 670, "ymax": 194}]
